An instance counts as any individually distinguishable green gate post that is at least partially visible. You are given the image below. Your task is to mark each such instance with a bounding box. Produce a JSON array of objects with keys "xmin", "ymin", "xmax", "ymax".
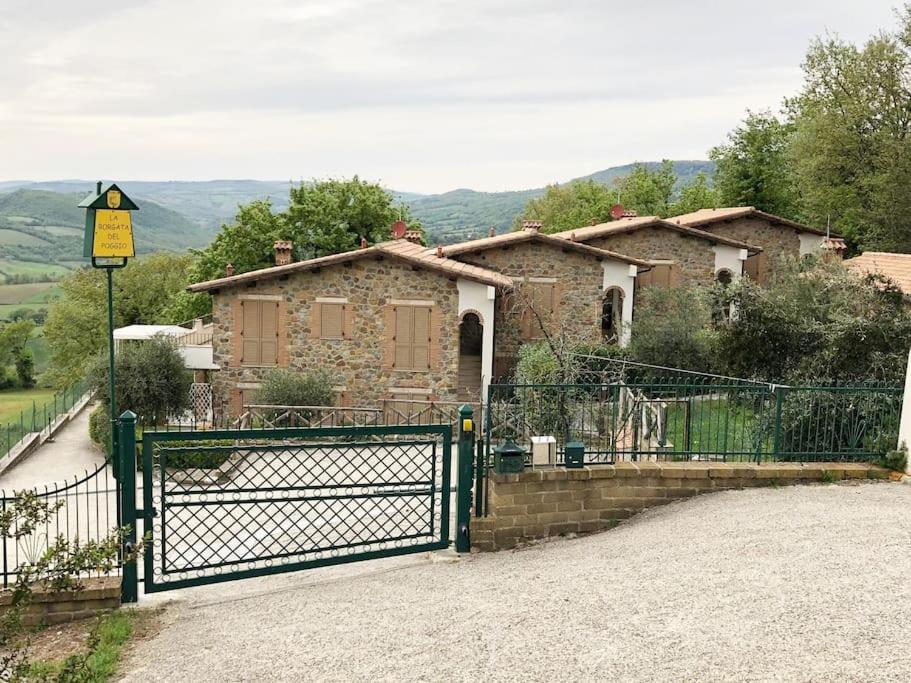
[
  {"xmin": 771, "ymin": 385, "xmax": 786, "ymax": 461},
  {"xmin": 456, "ymin": 405, "xmax": 474, "ymax": 553},
  {"xmin": 118, "ymin": 411, "xmax": 139, "ymax": 604}
]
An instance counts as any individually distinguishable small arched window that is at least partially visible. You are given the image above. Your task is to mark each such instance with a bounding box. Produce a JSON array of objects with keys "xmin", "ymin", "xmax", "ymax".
[{"xmin": 601, "ymin": 288, "xmax": 624, "ymax": 343}]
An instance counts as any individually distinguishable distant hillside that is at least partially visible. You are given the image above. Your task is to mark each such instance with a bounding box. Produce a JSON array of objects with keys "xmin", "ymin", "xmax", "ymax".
[
  {"xmin": 2, "ymin": 160, "xmax": 715, "ymax": 250},
  {"xmin": 399, "ymin": 160, "xmax": 715, "ymax": 243},
  {"xmin": 0, "ymin": 189, "xmax": 209, "ymax": 280}
]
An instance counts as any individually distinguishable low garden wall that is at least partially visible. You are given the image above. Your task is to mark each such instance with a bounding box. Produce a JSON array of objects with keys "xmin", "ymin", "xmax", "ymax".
[
  {"xmin": 0, "ymin": 577, "xmax": 120, "ymax": 627},
  {"xmin": 471, "ymin": 462, "xmax": 892, "ymax": 552}
]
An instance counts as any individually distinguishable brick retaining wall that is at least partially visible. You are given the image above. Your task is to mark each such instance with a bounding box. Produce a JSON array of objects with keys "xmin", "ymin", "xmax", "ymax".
[
  {"xmin": 471, "ymin": 462, "xmax": 890, "ymax": 552},
  {"xmin": 0, "ymin": 576, "xmax": 120, "ymax": 627}
]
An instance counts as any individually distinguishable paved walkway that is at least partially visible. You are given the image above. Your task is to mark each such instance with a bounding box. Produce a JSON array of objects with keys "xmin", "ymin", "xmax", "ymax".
[
  {"xmin": 121, "ymin": 482, "xmax": 911, "ymax": 682},
  {"xmin": 0, "ymin": 404, "xmax": 106, "ymax": 491}
]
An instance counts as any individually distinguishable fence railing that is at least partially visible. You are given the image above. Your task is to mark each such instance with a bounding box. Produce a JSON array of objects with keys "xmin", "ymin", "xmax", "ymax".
[
  {"xmin": 2, "ymin": 378, "xmax": 92, "ymax": 460},
  {"xmin": 485, "ymin": 380, "xmax": 902, "ymax": 465},
  {"xmin": 0, "ymin": 458, "xmax": 120, "ymax": 588}
]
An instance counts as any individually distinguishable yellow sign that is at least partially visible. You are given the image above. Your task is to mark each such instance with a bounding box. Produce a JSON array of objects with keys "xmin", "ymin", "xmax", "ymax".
[
  {"xmin": 92, "ymin": 210, "xmax": 135, "ymax": 258},
  {"xmin": 106, "ymin": 190, "xmax": 121, "ymax": 209}
]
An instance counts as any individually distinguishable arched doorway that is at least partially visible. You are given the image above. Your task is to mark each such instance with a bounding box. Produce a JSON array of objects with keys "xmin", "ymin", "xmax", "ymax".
[
  {"xmin": 601, "ymin": 288, "xmax": 624, "ymax": 343},
  {"xmin": 458, "ymin": 312, "xmax": 484, "ymax": 401},
  {"xmin": 714, "ymin": 269, "xmax": 734, "ymax": 323}
]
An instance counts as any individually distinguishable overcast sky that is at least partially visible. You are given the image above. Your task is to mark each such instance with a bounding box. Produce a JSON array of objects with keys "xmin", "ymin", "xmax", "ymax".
[{"xmin": 0, "ymin": 0, "xmax": 899, "ymax": 193}]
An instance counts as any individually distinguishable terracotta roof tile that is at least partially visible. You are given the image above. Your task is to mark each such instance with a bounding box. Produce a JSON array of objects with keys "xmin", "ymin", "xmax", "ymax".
[
  {"xmin": 439, "ymin": 229, "xmax": 652, "ymax": 267},
  {"xmin": 550, "ymin": 216, "xmax": 761, "ymax": 252},
  {"xmin": 670, "ymin": 207, "xmax": 830, "ymax": 237},
  {"xmin": 188, "ymin": 239, "xmax": 512, "ymax": 292},
  {"xmin": 844, "ymin": 252, "xmax": 911, "ymax": 293}
]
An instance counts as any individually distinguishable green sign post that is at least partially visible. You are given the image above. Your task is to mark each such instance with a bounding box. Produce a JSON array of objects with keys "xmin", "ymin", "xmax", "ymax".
[{"xmin": 78, "ymin": 182, "xmax": 138, "ymax": 467}]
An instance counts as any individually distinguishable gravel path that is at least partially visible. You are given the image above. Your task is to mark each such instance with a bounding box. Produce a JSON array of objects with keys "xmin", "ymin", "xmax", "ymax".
[
  {"xmin": 0, "ymin": 403, "xmax": 106, "ymax": 491},
  {"xmin": 121, "ymin": 483, "xmax": 911, "ymax": 682}
]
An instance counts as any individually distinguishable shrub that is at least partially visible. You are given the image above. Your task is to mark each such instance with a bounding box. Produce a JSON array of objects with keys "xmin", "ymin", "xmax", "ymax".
[
  {"xmin": 89, "ymin": 336, "xmax": 191, "ymax": 427},
  {"xmin": 718, "ymin": 260, "xmax": 911, "ymax": 383},
  {"xmin": 255, "ymin": 368, "xmax": 336, "ymax": 408},
  {"xmin": 88, "ymin": 405, "xmax": 111, "ymax": 449},
  {"xmin": 627, "ymin": 285, "xmax": 718, "ymax": 373}
]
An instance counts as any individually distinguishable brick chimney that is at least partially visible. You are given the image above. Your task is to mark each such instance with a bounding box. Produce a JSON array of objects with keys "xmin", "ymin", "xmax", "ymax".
[
  {"xmin": 821, "ymin": 237, "xmax": 847, "ymax": 262},
  {"xmin": 621, "ymin": 210, "xmax": 638, "ymax": 218},
  {"xmin": 522, "ymin": 220, "xmax": 542, "ymax": 232},
  {"xmin": 404, "ymin": 230, "xmax": 423, "ymax": 244},
  {"xmin": 273, "ymin": 240, "xmax": 293, "ymax": 266},
  {"xmin": 225, "ymin": 263, "xmax": 235, "ymax": 277}
]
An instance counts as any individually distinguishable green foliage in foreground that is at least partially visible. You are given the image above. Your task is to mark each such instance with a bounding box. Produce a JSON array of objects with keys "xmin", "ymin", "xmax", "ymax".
[
  {"xmin": 26, "ymin": 609, "xmax": 141, "ymax": 682},
  {"xmin": 255, "ymin": 368, "xmax": 337, "ymax": 408}
]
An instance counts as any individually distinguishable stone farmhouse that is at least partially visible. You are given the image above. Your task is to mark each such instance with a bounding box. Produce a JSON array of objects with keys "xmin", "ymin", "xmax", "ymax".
[
  {"xmin": 186, "ymin": 207, "xmax": 832, "ymax": 414},
  {"xmin": 669, "ymin": 206, "xmax": 844, "ymax": 283},
  {"xmin": 549, "ymin": 216, "xmax": 761, "ymax": 289}
]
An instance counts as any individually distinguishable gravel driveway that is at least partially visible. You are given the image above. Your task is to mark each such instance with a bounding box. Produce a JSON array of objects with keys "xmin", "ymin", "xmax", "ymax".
[{"xmin": 120, "ymin": 482, "xmax": 911, "ymax": 682}]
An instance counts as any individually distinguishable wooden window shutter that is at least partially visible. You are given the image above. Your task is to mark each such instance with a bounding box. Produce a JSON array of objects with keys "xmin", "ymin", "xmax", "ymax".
[
  {"xmin": 241, "ymin": 300, "xmax": 262, "ymax": 365},
  {"xmin": 393, "ymin": 305, "xmax": 413, "ymax": 369},
  {"xmin": 638, "ymin": 269, "xmax": 653, "ymax": 290},
  {"xmin": 309, "ymin": 303, "xmax": 322, "ymax": 340},
  {"xmin": 260, "ymin": 301, "xmax": 279, "ymax": 365},
  {"xmin": 320, "ymin": 303, "xmax": 344, "ymax": 339},
  {"xmin": 668, "ymin": 263, "xmax": 680, "ymax": 288},
  {"xmin": 412, "ymin": 306, "xmax": 431, "ymax": 371}
]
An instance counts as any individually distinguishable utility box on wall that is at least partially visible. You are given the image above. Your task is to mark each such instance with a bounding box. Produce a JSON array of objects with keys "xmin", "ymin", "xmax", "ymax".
[
  {"xmin": 494, "ymin": 440, "xmax": 526, "ymax": 474},
  {"xmin": 531, "ymin": 436, "xmax": 557, "ymax": 466},
  {"xmin": 564, "ymin": 441, "xmax": 585, "ymax": 469}
]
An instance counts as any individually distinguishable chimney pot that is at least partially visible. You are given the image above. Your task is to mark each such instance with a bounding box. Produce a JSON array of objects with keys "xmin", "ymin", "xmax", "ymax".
[
  {"xmin": 591, "ymin": 218, "xmax": 597, "ymax": 226},
  {"xmin": 436, "ymin": 246, "xmax": 444, "ymax": 258},
  {"xmin": 570, "ymin": 232, "xmax": 577, "ymax": 242},
  {"xmin": 488, "ymin": 227, "xmax": 496, "ymax": 237},
  {"xmin": 273, "ymin": 240, "xmax": 293, "ymax": 266},
  {"xmin": 360, "ymin": 237, "xmax": 368, "ymax": 249},
  {"xmin": 404, "ymin": 230, "xmax": 423, "ymax": 244},
  {"xmin": 225, "ymin": 263, "xmax": 235, "ymax": 277},
  {"xmin": 522, "ymin": 220, "xmax": 542, "ymax": 232}
]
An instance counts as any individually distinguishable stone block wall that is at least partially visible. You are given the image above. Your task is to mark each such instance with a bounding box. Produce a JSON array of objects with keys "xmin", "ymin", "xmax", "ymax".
[
  {"xmin": 586, "ymin": 227, "xmax": 717, "ymax": 286},
  {"xmin": 0, "ymin": 577, "xmax": 121, "ymax": 627},
  {"xmin": 697, "ymin": 217, "xmax": 802, "ymax": 282},
  {"xmin": 471, "ymin": 462, "xmax": 890, "ymax": 552},
  {"xmin": 454, "ymin": 241, "xmax": 607, "ymax": 378},
  {"xmin": 210, "ymin": 256, "xmax": 462, "ymax": 413}
]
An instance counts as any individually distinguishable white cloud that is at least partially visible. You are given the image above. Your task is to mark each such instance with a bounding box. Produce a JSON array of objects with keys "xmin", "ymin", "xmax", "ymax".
[{"xmin": 0, "ymin": 0, "xmax": 898, "ymax": 192}]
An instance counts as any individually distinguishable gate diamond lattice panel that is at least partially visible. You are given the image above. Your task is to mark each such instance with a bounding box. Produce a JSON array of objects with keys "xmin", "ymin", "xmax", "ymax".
[{"xmin": 142, "ymin": 426, "xmax": 452, "ymax": 592}]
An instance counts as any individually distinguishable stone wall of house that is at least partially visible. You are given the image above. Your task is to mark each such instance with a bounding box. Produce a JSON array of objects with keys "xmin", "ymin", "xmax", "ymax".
[
  {"xmin": 454, "ymin": 241, "xmax": 607, "ymax": 379},
  {"xmin": 697, "ymin": 217, "xmax": 802, "ymax": 281},
  {"xmin": 471, "ymin": 462, "xmax": 890, "ymax": 552},
  {"xmin": 585, "ymin": 227, "xmax": 717, "ymax": 286},
  {"xmin": 210, "ymin": 256, "xmax": 462, "ymax": 415}
]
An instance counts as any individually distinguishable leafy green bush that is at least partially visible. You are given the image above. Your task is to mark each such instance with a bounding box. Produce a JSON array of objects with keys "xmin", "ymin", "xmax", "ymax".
[
  {"xmin": 89, "ymin": 336, "xmax": 191, "ymax": 426},
  {"xmin": 159, "ymin": 440, "xmax": 235, "ymax": 469},
  {"xmin": 256, "ymin": 368, "xmax": 336, "ymax": 408},
  {"xmin": 627, "ymin": 285, "xmax": 718, "ymax": 373},
  {"xmin": 88, "ymin": 405, "xmax": 111, "ymax": 449},
  {"xmin": 718, "ymin": 260, "xmax": 911, "ymax": 383}
]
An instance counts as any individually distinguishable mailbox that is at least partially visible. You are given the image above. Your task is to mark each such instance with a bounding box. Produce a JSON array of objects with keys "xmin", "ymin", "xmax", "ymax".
[
  {"xmin": 564, "ymin": 441, "xmax": 585, "ymax": 469},
  {"xmin": 494, "ymin": 440, "xmax": 527, "ymax": 474}
]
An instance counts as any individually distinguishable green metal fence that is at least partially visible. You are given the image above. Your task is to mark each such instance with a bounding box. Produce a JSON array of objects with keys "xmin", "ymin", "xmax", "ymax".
[
  {"xmin": 485, "ymin": 379, "xmax": 902, "ymax": 465},
  {"xmin": 2, "ymin": 378, "xmax": 91, "ymax": 460}
]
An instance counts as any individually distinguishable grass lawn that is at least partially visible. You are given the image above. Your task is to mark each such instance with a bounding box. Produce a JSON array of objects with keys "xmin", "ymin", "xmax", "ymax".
[
  {"xmin": 663, "ymin": 397, "xmax": 770, "ymax": 460},
  {"xmin": 0, "ymin": 259, "xmax": 70, "ymax": 280},
  {"xmin": 0, "ymin": 387, "xmax": 58, "ymax": 428}
]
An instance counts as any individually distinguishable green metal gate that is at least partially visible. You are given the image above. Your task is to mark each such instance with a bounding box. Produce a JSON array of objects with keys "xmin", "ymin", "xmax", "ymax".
[{"xmin": 136, "ymin": 423, "xmax": 453, "ymax": 593}]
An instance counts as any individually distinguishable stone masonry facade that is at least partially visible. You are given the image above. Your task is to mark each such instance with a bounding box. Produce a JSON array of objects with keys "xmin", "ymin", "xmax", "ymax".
[
  {"xmin": 471, "ymin": 462, "xmax": 890, "ymax": 551},
  {"xmin": 210, "ymin": 256, "xmax": 461, "ymax": 414},
  {"xmin": 696, "ymin": 216, "xmax": 801, "ymax": 282},
  {"xmin": 454, "ymin": 241, "xmax": 608, "ymax": 378},
  {"xmin": 584, "ymin": 227, "xmax": 717, "ymax": 286}
]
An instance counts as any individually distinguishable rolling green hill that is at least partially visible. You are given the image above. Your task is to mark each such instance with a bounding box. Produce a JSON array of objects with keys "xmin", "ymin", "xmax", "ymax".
[
  {"xmin": 0, "ymin": 189, "xmax": 213, "ymax": 281},
  {"xmin": 1, "ymin": 160, "xmax": 715, "ymax": 256}
]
